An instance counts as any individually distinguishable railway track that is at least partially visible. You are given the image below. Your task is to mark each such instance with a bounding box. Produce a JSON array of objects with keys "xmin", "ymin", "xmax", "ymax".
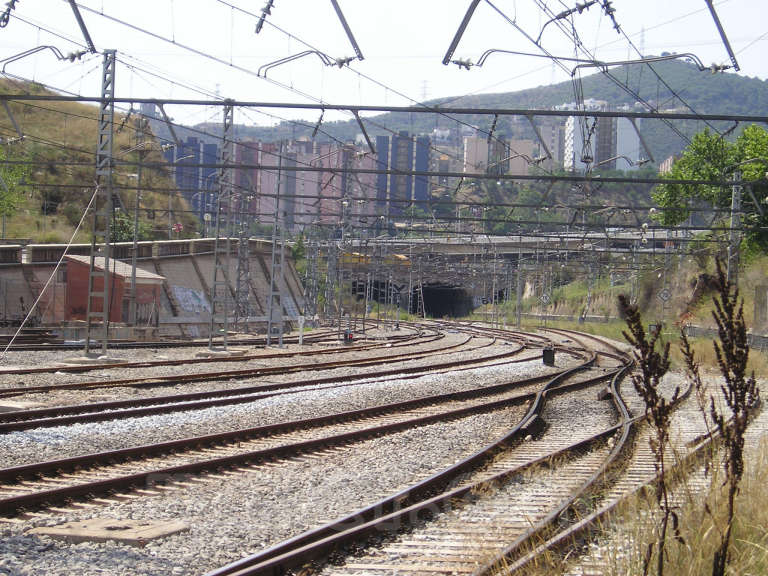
[
  {"xmin": 499, "ymin": 373, "xmax": 749, "ymax": 575},
  {"xmin": 0, "ymin": 325, "xmax": 435, "ymax": 378},
  {"xmin": 0, "ymin": 327, "xmax": 345, "ymax": 352},
  {"xmin": 204, "ymin": 337, "xmax": 629, "ymax": 576},
  {"xmin": 0, "ymin": 329, "xmax": 468, "ymax": 398},
  {"xmin": 309, "ymin": 383, "xmax": 631, "ymax": 576},
  {"xmin": 557, "ymin": 403, "xmax": 768, "ymax": 576},
  {"xmin": 4, "ymin": 322, "xmax": 702, "ymax": 576},
  {"xmin": 0, "ymin": 338, "xmax": 537, "ymax": 431},
  {"xmin": 242, "ymin": 332, "xmax": 706, "ymax": 576},
  {"xmin": 0, "ymin": 353, "xmax": 612, "ymax": 517},
  {"xmin": 0, "ymin": 321, "xmax": 421, "ymax": 353},
  {"xmin": 395, "ymin": 325, "xmax": 758, "ymax": 576}
]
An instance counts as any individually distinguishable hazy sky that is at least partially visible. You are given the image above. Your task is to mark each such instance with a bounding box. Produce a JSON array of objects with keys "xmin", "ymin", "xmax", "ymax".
[{"xmin": 1, "ymin": 0, "xmax": 765, "ymax": 125}]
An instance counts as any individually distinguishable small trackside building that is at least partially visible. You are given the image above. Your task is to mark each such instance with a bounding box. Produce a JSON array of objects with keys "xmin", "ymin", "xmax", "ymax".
[{"xmin": 64, "ymin": 255, "xmax": 164, "ymax": 324}]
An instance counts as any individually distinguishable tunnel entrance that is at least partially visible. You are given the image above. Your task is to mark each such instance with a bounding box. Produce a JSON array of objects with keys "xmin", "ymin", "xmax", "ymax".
[
  {"xmin": 349, "ymin": 280, "xmax": 474, "ymax": 319},
  {"xmin": 418, "ymin": 284, "xmax": 473, "ymax": 318}
]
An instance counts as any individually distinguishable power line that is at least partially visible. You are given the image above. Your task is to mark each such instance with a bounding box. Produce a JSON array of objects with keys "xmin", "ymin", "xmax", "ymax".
[
  {"xmin": 70, "ymin": 1, "xmax": 327, "ymax": 105},
  {"xmin": 5, "ymin": 93, "xmax": 766, "ymax": 123},
  {"xmin": 3, "ymin": 154, "xmax": 757, "ymax": 188}
]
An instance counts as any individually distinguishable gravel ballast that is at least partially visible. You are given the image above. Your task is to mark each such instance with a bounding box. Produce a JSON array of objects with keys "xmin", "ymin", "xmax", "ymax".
[
  {"xmin": 0, "ymin": 357, "xmax": 564, "ymax": 468},
  {"xmin": 0, "ymin": 405, "xmax": 529, "ymax": 576},
  {"xmin": 0, "ymin": 327, "xmax": 586, "ymax": 576}
]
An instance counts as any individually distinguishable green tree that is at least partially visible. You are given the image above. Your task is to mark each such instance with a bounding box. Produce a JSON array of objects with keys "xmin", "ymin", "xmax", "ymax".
[
  {"xmin": 291, "ymin": 232, "xmax": 306, "ymax": 261},
  {"xmin": 652, "ymin": 126, "xmax": 768, "ymax": 249},
  {"xmin": 110, "ymin": 212, "xmax": 152, "ymax": 243},
  {"xmin": 0, "ymin": 146, "xmax": 29, "ymax": 221}
]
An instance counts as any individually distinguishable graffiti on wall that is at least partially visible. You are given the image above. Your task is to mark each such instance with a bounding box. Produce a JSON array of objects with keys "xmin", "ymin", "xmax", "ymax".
[{"xmin": 172, "ymin": 285, "xmax": 211, "ymax": 314}]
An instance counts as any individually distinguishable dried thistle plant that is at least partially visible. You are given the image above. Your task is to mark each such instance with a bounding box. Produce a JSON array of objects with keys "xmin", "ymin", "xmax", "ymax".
[
  {"xmin": 709, "ymin": 259, "xmax": 760, "ymax": 576},
  {"xmin": 679, "ymin": 329, "xmax": 715, "ymax": 452},
  {"xmin": 618, "ymin": 294, "xmax": 680, "ymax": 576}
]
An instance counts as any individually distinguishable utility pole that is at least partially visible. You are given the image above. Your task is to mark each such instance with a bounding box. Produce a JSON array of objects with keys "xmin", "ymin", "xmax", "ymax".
[
  {"xmin": 129, "ymin": 114, "xmax": 148, "ymax": 327},
  {"xmin": 303, "ymin": 230, "xmax": 319, "ymax": 325},
  {"xmin": 325, "ymin": 238, "xmax": 337, "ymax": 323},
  {"xmin": 727, "ymin": 170, "xmax": 742, "ymax": 287},
  {"xmin": 363, "ymin": 271, "xmax": 370, "ymax": 326},
  {"xmin": 208, "ymin": 101, "xmax": 234, "ymax": 351},
  {"xmin": 361, "ymin": 239, "xmax": 371, "ymax": 331},
  {"xmin": 482, "ymin": 240, "xmax": 489, "ymax": 325},
  {"xmin": 491, "ymin": 242, "xmax": 498, "ymax": 327},
  {"xmin": 336, "ymin": 198, "xmax": 347, "ymax": 340},
  {"xmin": 515, "ymin": 248, "xmax": 523, "ymax": 329},
  {"xmin": 407, "ymin": 243, "xmax": 413, "ymax": 315},
  {"xmin": 234, "ymin": 148, "xmax": 253, "ymax": 332},
  {"xmin": 417, "ymin": 256, "xmax": 425, "ymax": 319},
  {"xmin": 85, "ymin": 49, "xmax": 116, "ymax": 356},
  {"xmin": 266, "ymin": 141, "xmax": 285, "ymax": 347},
  {"xmin": 630, "ymin": 240, "xmax": 638, "ymax": 305}
]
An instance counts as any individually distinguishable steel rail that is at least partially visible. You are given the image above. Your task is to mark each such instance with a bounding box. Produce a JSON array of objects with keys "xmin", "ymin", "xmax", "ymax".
[
  {"xmin": 0, "ymin": 334, "xmax": 406, "ymax": 376},
  {"xmin": 475, "ymin": 330, "xmax": 696, "ymax": 574},
  {"xmin": 538, "ymin": 327, "xmax": 632, "ymax": 366},
  {"xmin": 0, "ymin": 327, "xmax": 432, "ymax": 377},
  {"xmin": 0, "ymin": 332, "xmax": 454, "ymax": 396},
  {"xmin": 206, "ymin": 353, "xmax": 615, "ymax": 576},
  {"xmin": 0, "ymin": 359, "xmax": 607, "ymax": 516},
  {"xmin": 521, "ymin": 398, "xmax": 764, "ymax": 573},
  {"xmin": 228, "ymin": 423, "xmax": 628, "ymax": 576},
  {"xmin": 0, "ymin": 329, "xmax": 342, "ymax": 353},
  {"xmin": 0, "ymin": 350, "xmax": 574, "ymax": 485},
  {"xmin": 2, "ymin": 319, "xmax": 424, "ymax": 352},
  {"xmin": 0, "ymin": 340, "xmax": 530, "ymax": 431},
  {"xmin": 475, "ymin": 359, "xmax": 635, "ymax": 575},
  {"xmin": 495, "ymin": 384, "xmax": 707, "ymax": 574}
]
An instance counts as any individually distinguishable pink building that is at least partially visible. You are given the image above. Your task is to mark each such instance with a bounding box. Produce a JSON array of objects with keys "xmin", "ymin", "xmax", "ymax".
[{"xmin": 230, "ymin": 140, "xmax": 379, "ymax": 233}]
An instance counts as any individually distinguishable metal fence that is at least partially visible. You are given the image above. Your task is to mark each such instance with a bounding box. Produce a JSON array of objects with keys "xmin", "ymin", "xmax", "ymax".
[{"xmin": 685, "ymin": 324, "xmax": 768, "ymax": 353}]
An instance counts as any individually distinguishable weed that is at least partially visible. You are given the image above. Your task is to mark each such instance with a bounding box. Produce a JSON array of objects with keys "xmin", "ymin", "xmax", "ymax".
[
  {"xmin": 618, "ymin": 293, "xmax": 680, "ymax": 576},
  {"xmin": 679, "ymin": 328, "xmax": 715, "ymax": 453},
  {"xmin": 708, "ymin": 260, "xmax": 760, "ymax": 576}
]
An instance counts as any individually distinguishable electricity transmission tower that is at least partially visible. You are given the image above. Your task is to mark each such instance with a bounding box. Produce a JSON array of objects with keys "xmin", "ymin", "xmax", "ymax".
[
  {"xmin": 208, "ymin": 101, "xmax": 234, "ymax": 350},
  {"xmin": 84, "ymin": 49, "xmax": 116, "ymax": 356}
]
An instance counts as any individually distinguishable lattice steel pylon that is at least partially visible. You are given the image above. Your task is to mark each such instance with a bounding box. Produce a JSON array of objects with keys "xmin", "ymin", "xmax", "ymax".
[
  {"xmin": 303, "ymin": 232, "xmax": 319, "ymax": 322},
  {"xmin": 266, "ymin": 143, "xmax": 284, "ymax": 346},
  {"xmin": 84, "ymin": 49, "xmax": 116, "ymax": 356},
  {"xmin": 324, "ymin": 241, "xmax": 337, "ymax": 321},
  {"xmin": 208, "ymin": 101, "xmax": 234, "ymax": 350},
  {"xmin": 234, "ymin": 173, "xmax": 253, "ymax": 332},
  {"xmin": 727, "ymin": 171, "xmax": 742, "ymax": 287},
  {"xmin": 416, "ymin": 283, "xmax": 426, "ymax": 319}
]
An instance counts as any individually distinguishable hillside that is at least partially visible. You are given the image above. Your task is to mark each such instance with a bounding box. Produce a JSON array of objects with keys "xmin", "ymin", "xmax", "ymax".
[
  {"xmin": 210, "ymin": 59, "xmax": 768, "ymax": 165},
  {"xmin": 0, "ymin": 78, "xmax": 193, "ymax": 243}
]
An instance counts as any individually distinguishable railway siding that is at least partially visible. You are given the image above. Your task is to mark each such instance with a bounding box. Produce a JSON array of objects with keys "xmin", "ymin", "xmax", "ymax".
[{"xmin": 0, "ymin": 323, "xmax": 690, "ymax": 576}]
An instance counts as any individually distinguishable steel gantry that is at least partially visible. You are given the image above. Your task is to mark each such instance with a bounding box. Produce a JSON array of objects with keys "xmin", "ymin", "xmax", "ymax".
[
  {"xmin": 208, "ymin": 101, "xmax": 234, "ymax": 350},
  {"xmin": 234, "ymin": 174, "xmax": 253, "ymax": 332},
  {"xmin": 303, "ymin": 231, "xmax": 320, "ymax": 323},
  {"xmin": 266, "ymin": 141, "xmax": 285, "ymax": 346},
  {"xmin": 84, "ymin": 49, "xmax": 116, "ymax": 356}
]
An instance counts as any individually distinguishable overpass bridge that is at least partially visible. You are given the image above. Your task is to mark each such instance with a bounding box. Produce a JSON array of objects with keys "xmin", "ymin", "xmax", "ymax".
[{"xmin": 317, "ymin": 230, "xmax": 686, "ymax": 318}]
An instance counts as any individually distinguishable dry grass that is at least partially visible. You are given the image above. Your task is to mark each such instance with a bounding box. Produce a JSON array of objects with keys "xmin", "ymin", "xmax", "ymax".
[
  {"xmin": 667, "ymin": 335, "xmax": 768, "ymax": 384},
  {"xmin": 511, "ymin": 313, "xmax": 767, "ymax": 377},
  {"xmin": 505, "ymin": 437, "xmax": 768, "ymax": 576},
  {"xmin": 0, "ymin": 78, "xmax": 193, "ymax": 241},
  {"xmin": 592, "ymin": 438, "xmax": 768, "ymax": 576},
  {"xmin": 5, "ymin": 197, "xmax": 90, "ymax": 243}
]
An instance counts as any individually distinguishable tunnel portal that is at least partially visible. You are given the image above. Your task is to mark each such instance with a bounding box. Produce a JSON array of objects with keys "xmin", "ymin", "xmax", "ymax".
[
  {"xmin": 417, "ymin": 284, "xmax": 474, "ymax": 318},
  {"xmin": 350, "ymin": 280, "xmax": 475, "ymax": 319}
]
